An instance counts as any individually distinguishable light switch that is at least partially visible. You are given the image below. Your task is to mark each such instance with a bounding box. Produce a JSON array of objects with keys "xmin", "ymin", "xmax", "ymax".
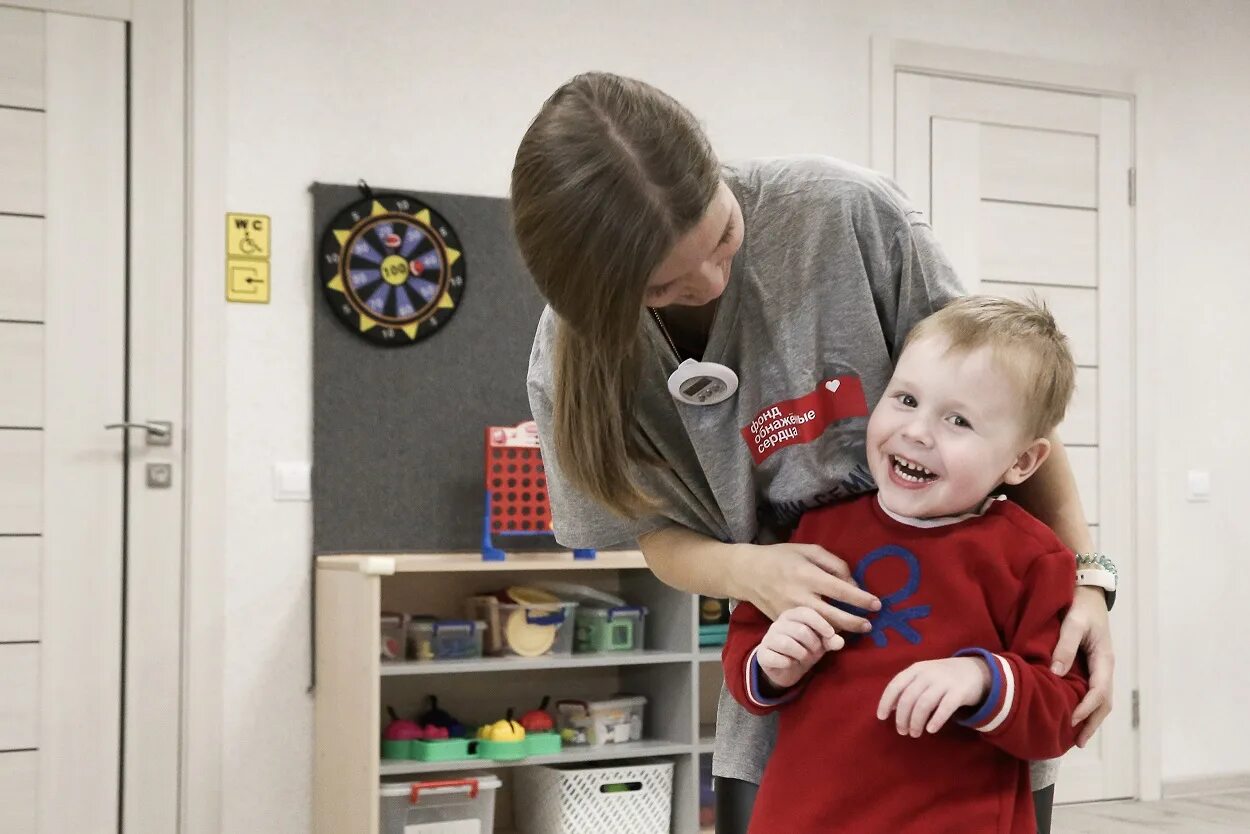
[
  {"xmin": 1186, "ymin": 469, "xmax": 1211, "ymax": 502},
  {"xmin": 273, "ymin": 461, "xmax": 312, "ymax": 501}
]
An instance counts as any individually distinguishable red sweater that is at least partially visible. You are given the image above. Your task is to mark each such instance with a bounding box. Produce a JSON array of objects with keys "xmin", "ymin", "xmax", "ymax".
[{"xmin": 723, "ymin": 494, "xmax": 1088, "ymax": 834}]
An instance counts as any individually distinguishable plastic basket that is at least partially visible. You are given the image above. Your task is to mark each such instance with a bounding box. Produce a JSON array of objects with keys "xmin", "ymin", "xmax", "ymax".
[{"xmin": 514, "ymin": 760, "xmax": 674, "ymax": 834}]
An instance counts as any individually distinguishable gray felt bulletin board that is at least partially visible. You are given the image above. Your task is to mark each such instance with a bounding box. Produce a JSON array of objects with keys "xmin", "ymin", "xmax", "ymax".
[{"xmin": 311, "ymin": 182, "xmax": 551, "ymax": 555}]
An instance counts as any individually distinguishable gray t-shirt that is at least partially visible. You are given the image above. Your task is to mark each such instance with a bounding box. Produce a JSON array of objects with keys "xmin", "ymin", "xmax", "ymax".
[{"xmin": 526, "ymin": 156, "xmax": 1059, "ymax": 789}]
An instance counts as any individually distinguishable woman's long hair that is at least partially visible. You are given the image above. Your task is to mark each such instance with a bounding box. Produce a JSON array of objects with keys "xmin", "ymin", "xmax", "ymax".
[{"xmin": 511, "ymin": 72, "xmax": 720, "ymax": 516}]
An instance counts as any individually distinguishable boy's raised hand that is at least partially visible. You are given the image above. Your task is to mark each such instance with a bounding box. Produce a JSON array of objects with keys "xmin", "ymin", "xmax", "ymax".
[
  {"xmin": 877, "ymin": 657, "xmax": 992, "ymax": 737},
  {"xmin": 757, "ymin": 606, "xmax": 846, "ymax": 690}
]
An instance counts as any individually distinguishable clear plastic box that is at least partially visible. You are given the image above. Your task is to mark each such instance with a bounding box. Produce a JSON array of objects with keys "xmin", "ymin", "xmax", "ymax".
[
  {"xmin": 406, "ymin": 618, "xmax": 486, "ymax": 661},
  {"xmin": 468, "ymin": 596, "xmax": 577, "ymax": 658},
  {"xmin": 379, "ymin": 774, "xmax": 501, "ymax": 834},
  {"xmin": 555, "ymin": 695, "xmax": 647, "ymax": 746},
  {"xmin": 574, "ymin": 605, "xmax": 647, "ymax": 653},
  {"xmin": 380, "ymin": 612, "xmax": 406, "ymax": 663}
]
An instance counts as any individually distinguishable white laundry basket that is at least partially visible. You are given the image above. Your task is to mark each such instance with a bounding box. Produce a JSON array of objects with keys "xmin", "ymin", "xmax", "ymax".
[{"xmin": 514, "ymin": 760, "xmax": 674, "ymax": 834}]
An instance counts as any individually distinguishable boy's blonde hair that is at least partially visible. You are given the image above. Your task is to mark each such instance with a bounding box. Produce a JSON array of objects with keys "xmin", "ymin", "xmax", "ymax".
[{"xmin": 904, "ymin": 295, "xmax": 1076, "ymax": 440}]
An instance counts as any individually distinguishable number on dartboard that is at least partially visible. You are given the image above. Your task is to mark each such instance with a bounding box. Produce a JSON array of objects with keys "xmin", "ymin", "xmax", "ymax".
[
  {"xmin": 317, "ymin": 191, "xmax": 467, "ymax": 347},
  {"xmin": 382, "ymin": 259, "xmax": 408, "ymax": 283}
]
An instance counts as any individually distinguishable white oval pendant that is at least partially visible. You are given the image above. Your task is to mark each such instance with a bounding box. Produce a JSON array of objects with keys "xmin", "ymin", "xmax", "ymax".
[{"xmin": 667, "ymin": 358, "xmax": 739, "ymax": 406}]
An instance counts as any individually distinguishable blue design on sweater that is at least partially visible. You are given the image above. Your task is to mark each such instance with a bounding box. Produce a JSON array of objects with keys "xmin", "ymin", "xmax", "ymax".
[{"xmin": 831, "ymin": 544, "xmax": 931, "ymax": 647}]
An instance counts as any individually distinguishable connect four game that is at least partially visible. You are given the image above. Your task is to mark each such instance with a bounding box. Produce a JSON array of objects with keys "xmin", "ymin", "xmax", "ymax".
[{"xmin": 481, "ymin": 421, "xmax": 592, "ymax": 561}]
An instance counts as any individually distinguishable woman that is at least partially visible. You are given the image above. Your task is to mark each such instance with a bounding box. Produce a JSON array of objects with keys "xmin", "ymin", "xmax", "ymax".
[{"xmin": 512, "ymin": 72, "xmax": 1114, "ymax": 834}]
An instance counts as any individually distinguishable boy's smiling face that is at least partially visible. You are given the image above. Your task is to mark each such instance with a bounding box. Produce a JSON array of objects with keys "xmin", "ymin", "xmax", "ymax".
[{"xmin": 866, "ymin": 335, "xmax": 1050, "ymax": 519}]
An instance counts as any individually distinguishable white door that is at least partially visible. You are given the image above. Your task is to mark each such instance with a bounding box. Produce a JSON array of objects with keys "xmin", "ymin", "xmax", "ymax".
[
  {"xmin": 0, "ymin": 8, "xmax": 128, "ymax": 832},
  {"xmin": 892, "ymin": 72, "xmax": 1136, "ymax": 802}
]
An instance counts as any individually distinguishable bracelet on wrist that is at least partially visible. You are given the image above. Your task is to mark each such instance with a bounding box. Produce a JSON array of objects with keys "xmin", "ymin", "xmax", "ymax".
[{"xmin": 1075, "ymin": 552, "xmax": 1117, "ymax": 578}]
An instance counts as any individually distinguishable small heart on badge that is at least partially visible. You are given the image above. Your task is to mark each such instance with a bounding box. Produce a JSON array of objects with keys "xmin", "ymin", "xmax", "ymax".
[{"xmin": 824, "ymin": 379, "xmax": 841, "ymax": 393}]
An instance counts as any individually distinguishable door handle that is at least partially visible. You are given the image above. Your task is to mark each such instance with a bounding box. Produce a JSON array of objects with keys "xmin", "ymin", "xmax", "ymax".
[{"xmin": 104, "ymin": 420, "xmax": 173, "ymax": 446}]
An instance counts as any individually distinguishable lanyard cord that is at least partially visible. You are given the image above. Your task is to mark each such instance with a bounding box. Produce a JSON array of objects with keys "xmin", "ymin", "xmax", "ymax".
[{"xmin": 648, "ymin": 307, "xmax": 683, "ymax": 362}]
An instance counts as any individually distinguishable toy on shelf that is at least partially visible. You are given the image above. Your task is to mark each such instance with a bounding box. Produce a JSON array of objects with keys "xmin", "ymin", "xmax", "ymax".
[
  {"xmin": 383, "ymin": 700, "xmax": 563, "ymax": 764},
  {"xmin": 518, "ymin": 697, "xmax": 563, "ymax": 755},
  {"xmin": 477, "ymin": 708, "xmax": 528, "ymax": 761},
  {"xmin": 417, "ymin": 696, "xmax": 467, "ymax": 738},
  {"xmin": 533, "ymin": 581, "xmax": 650, "ymax": 653},
  {"xmin": 468, "ymin": 586, "xmax": 578, "ymax": 658},
  {"xmin": 406, "ymin": 617, "xmax": 486, "ymax": 661},
  {"xmin": 481, "ymin": 420, "xmax": 594, "ymax": 561},
  {"xmin": 382, "ymin": 707, "xmax": 425, "ymax": 759},
  {"xmin": 698, "ymin": 596, "xmax": 730, "ymax": 647},
  {"xmin": 520, "ymin": 696, "xmax": 555, "ymax": 733},
  {"xmin": 380, "ymin": 612, "xmax": 406, "ymax": 662},
  {"xmin": 556, "ymin": 695, "xmax": 647, "ymax": 747}
]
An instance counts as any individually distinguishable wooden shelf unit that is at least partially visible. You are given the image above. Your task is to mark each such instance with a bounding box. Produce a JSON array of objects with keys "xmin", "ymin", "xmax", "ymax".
[{"xmin": 313, "ymin": 550, "xmax": 720, "ymax": 834}]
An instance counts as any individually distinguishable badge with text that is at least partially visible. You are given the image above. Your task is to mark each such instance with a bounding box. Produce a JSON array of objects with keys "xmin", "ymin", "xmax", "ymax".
[{"xmin": 740, "ymin": 375, "xmax": 868, "ymax": 464}]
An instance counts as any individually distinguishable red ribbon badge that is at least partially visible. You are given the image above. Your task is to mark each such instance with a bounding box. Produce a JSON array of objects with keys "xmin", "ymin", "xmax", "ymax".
[{"xmin": 740, "ymin": 376, "xmax": 868, "ymax": 464}]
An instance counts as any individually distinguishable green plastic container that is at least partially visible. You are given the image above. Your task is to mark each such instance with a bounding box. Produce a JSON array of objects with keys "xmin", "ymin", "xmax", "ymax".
[
  {"xmin": 413, "ymin": 738, "xmax": 475, "ymax": 762},
  {"xmin": 523, "ymin": 732, "xmax": 562, "ymax": 756},
  {"xmin": 477, "ymin": 738, "xmax": 527, "ymax": 761},
  {"xmin": 698, "ymin": 623, "xmax": 728, "ymax": 647},
  {"xmin": 574, "ymin": 606, "xmax": 647, "ymax": 653},
  {"xmin": 381, "ymin": 739, "xmax": 417, "ymax": 760}
]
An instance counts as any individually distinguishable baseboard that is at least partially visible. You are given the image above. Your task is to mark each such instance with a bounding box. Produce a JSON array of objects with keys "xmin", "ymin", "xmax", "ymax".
[{"xmin": 1162, "ymin": 773, "xmax": 1250, "ymax": 798}]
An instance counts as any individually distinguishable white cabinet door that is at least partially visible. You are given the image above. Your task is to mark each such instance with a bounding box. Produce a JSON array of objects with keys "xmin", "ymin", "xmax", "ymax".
[{"xmin": 895, "ymin": 71, "xmax": 1136, "ymax": 803}]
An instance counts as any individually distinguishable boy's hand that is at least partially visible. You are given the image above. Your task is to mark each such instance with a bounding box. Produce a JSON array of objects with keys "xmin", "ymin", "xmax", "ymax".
[
  {"xmin": 877, "ymin": 657, "xmax": 992, "ymax": 737},
  {"xmin": 757, "ymin": 606, "xmax": 845, "ymax": 690}
]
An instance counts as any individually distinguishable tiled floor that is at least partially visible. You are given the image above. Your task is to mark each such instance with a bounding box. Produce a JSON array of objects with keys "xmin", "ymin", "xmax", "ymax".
[{"xmin": 1054, "ymin": 789, "xmax": 1250, "ymax": 833}]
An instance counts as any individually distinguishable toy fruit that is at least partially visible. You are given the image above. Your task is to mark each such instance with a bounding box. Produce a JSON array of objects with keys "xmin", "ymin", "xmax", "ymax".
[
  {"xmin": 421, "ymin": 724, "xmax": 450, "ymax": 740},
  {"xmin": 483, "ymin": 708, "xmax": 526, "ymax": 742},
  {"xmin": 417, "ymin": 696, "xmax": 466, "ymax": 738},
  {"xmin": 381, "ymin": 706, "xmax": 423, "ymax": 759},
  {"xmin": 384, "ymin": 707, "xmax": 423, "ymax": 740},
  {"xmin": 520, "ymin": 696, "xmax": 555, "ymax": 733}
]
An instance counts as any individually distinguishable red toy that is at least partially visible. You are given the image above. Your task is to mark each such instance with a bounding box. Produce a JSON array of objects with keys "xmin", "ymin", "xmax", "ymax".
[
  {"xmin": 482, "ymin": 421, "xmax": 594, "ymax": 561},
  {"xmin": 519, "ymin": 696, "xmax": 555, "ymax": 733},
  {"xmin": 384, "ymin": 707, "xmax": 423, "ymax": 739}
]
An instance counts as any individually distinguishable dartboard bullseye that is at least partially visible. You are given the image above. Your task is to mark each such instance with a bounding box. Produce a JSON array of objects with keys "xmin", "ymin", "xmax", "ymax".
[{"xmin": 319, "ymin": 193, "xmax": 466, "ymax": 346}]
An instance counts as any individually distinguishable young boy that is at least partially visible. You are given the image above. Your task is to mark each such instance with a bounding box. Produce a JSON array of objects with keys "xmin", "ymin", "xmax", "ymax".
[{"xmin": 723, "ymin": 296, "xmax": 1090, "ymax": 833}]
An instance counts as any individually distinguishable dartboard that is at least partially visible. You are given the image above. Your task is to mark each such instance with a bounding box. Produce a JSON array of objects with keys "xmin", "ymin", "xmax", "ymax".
[{"xmin": 319, "ymin": 193, "xmax": 466, "ymax": 346}]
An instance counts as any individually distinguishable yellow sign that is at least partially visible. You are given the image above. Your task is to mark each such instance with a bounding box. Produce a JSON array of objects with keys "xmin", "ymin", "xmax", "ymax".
[
  {"xmin": 226, "ymin": 213, "xmax": 271, "ymax": 258},
  {"xmin": 226, "ymin": 258, "xmax": 270, "ymax": 303},
  {"xmin": 226, "ymin": 213, "xmax": 271, "ymax": 303}
]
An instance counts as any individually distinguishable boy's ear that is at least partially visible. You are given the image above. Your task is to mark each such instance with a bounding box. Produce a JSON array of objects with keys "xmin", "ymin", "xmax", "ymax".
[{"xmin": 1002, "ymin": 437, "xmax": 1052, "ymax": 485}]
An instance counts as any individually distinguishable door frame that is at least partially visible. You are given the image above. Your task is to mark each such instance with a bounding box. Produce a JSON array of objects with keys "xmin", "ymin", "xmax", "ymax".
[
  {"xmin": 5, "ymin": 1, "xmax": 224, "ymax": 832},
  {"xmin": 870, "ymin": 38, "xmax": 1159, "ymax": 802}
]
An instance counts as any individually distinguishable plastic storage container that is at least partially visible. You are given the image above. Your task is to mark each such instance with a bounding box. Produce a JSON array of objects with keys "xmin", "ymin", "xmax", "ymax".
[
  {"xmin": 574, "ymin": 605, "xmax": 647, "ymax": 653},
  {"xmin": 514, "ymin": 761, "xmax": 674, "ymax": 834},
  {"xmin": 380, "ymin": 612, "xmax": 406, "ymax": 663},
  {"xmin": 468, "ymin": 595, "xmax": 577, "ymax": 658},
  {"xmin": 406, "ymin": 618, "xmax": 486, "ymax": 661},
  {"xmin": 555, "ymin": 696, "xmax": 646, "ymax": 746},
  {"xmin": 379, "ymin": 774, "xmax": 502, "ymax": 834}
]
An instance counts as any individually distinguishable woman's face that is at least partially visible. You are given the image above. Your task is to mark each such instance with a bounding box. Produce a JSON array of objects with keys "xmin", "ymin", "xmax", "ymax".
[{"xmin": 644, "ymin": 182, "xmax": 744, "ymax": 308}]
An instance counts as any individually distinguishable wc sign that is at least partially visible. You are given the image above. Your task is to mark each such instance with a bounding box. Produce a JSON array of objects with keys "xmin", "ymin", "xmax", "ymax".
[
  {"xmin": 226, "ymin": 213, "xmax": 270, "ymax": 259},
  {"xmin": 226, "ymin": 213, "xmax": 271, "ymax": 303}
]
